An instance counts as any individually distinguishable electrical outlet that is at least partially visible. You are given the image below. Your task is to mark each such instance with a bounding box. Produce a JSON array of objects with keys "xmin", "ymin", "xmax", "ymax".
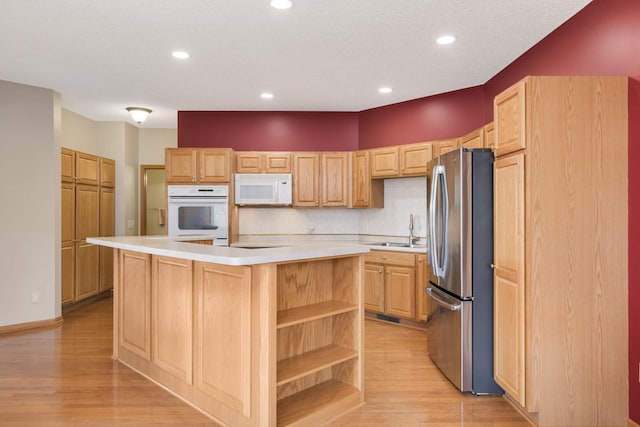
[
  {"xmin": 257, "ymin": 223, "xmax": 264, "ymax": 232},
  {"xmin": 31, "ymin": 291, "xmax": 40, "ymax": 304},
  {"xmin": 127, "ymin": 219, "xmax": 136, "ymax": 229}
]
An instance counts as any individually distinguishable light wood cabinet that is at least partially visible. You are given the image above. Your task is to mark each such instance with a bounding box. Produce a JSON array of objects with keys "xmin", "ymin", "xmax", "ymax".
[
  {"xmin": 351, "ymin": 150, "xmax": 383, "ymax": 208},
  {"xmin": 165, "ymin": 148, "xmax": 232, "ymax": 183},
  {"xmin": 494, "ymin": 80, "xmax": 526, "ymax": 157},
  {"xmin": 152, "ymin": 256, "xmax": 193, "ymax": 383},
  {"xmin": 415, "ymin": 254, "xmax": 429, "ymax": 322},
  {"xmin": 370, "ymin": 147, "xmax": 399, "ymax": 178},
  {"xmin": 61, "ymin": 148, "xmax": 116, "ymax": 308},
  {"xmin": 99, "ymin": 187, "xmax": 115, "ymax": 293},
  {"xmin": 321, "ymin": 152, "xmax": 349, "ymax": 207},
  {"xmin": 460, "ymin": 127, "xmax": 485, "ymax": 149},
  {"xmin": 236, "ymin": 151, "xmax": 291, "ymax": 173},
  {"xmin": 493, "ymin": 152, "xmax": 525, "ymax": 405},
  {"xmin": 399, "ymin": 142, "xmax": 433, "ymax": 176},
  {"xmin": 99, "ymin": 158, "xmax": 115, "ymax": 187},
  {"xmin": 61, "ymin": 148, "xmax": 75, "ymax": 183},
  {"xmin": 292, "ymin": 152, "xmax": 320, "ymax": 207},
  {"xmin": 118, "ymin": 250, "xmax": 152, "ymax": 361},
  {"xmin": 432, "ymin": 138, "xmax": 459, "ymax": 158},
  {"xmin": 484, "ymin": 122, "xmax": 495, "ymax": 149},
  {"xmin": 75, "ymin": 152, "xmax": 99, "ymax": 185},
  {"xmin": 75, "ymin": 184, "xmax": 100, "ymax": 301},
  {"xmin": 492, "ymin": 76, "xmax": 628, "ymax": 427},
  {"xmin": 364, "ymin": 250, "xmax": 416, "ymax": 320},
  {"xmin": 293, "ymin": 152, "xmax": 349, "ymax": 207}
]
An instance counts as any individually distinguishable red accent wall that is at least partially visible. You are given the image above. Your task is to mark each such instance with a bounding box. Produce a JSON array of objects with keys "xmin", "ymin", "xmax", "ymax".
[
  {"xmin": 358, "ymin": 86, "xmax": 485, "ymax": 149},
  {"xmin": 178, "ymin": 111, "xmax": 358, "ymax": 151}
]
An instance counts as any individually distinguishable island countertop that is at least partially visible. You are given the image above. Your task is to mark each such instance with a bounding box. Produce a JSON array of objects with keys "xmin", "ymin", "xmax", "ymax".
[{"xmin": 87, "ymin": 235, "xmax": 371, "ymax": 266}]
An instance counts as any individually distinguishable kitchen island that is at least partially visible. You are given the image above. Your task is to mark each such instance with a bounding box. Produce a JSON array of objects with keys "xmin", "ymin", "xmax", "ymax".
[{"xmin": 87, "ymin": 236, "xmax": 368, "ymax": 427}]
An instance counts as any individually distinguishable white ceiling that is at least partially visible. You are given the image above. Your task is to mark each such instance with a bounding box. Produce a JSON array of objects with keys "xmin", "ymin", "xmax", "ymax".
[{"xmin": 0, "ymin": 0, "xmax": 592, "ymax": 128}]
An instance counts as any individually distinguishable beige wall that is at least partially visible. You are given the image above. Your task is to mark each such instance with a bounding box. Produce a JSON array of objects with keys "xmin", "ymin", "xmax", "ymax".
[
  {"xmin": 0, "ymin": 80, "xmax": 61, "ymax": 326},
  {"xmin": 139, "ymin": 128, "xmax": 176, "ymax": 165},
  {"xmin": 61, "ymin": 109, "xmax": 98, "ymax": 153}
]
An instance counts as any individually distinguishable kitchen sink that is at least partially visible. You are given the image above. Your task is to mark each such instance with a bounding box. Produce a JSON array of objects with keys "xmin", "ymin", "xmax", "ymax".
[{"xmin": 366, "ymin": 242, "xmax": 426, "ymax": 248}]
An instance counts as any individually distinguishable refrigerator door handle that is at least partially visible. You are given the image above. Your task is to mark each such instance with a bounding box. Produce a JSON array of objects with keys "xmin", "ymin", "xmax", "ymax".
[
  {"xmin": 429, "ymin": 164, "xmax": 449, "ymax": 278},
  {"xmin": 426, "ymin": 287, "xmax": 461, "ymax": 311}
]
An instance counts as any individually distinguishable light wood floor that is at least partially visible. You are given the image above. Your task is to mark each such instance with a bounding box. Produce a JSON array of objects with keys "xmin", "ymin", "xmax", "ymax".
[{"xmin": 0, "ymin": 298, "xmax": 529, "ymax": 426}]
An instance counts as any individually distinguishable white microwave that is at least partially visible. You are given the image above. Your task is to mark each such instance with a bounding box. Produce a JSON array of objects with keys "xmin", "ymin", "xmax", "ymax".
[{"xmin": 234, "ymin": 173, "xmax": 292, "ymax": 206}]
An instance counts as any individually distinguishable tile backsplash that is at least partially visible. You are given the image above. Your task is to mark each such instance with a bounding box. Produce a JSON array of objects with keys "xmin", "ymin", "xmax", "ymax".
[{"xmin": 238, "ymin": 177, "xmax": 427, "ymax": 239}]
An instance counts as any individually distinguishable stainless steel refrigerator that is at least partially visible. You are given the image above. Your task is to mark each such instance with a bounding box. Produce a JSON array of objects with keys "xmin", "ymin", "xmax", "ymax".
[{"xmin": 426, "ymin": 147, "xmax": 502, "ymax": 395}]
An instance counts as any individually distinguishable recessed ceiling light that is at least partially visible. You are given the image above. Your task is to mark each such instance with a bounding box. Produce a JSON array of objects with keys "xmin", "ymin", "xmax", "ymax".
[
  {"xmin": 379, "ymin": 87, "xmax": 393, "ymax": 94},
  {"xmin": 172, "ymin": 51, "xmax": 190, "ymax": 59},
  {"xmin": 436, "ymin": 35, "xmax": 456, "ymax": 45},
  {"xmin": 261, "ymin": 92, "xmax": 274, "ymax": 99},
  {"xmin": 270, "ymin": 0, "xmax": 293, "ymax": 10}
]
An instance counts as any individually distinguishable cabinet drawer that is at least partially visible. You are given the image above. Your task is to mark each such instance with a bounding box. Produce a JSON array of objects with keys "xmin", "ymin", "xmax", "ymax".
[{"xmin": 364, "ymin": 250, "xmax": 415, "ymax": 267}]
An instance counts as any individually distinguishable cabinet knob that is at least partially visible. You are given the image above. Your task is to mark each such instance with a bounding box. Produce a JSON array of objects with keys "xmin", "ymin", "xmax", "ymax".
[{"xmin": 490, "ymin": 263, "xmax": 496, "ymax": 269}]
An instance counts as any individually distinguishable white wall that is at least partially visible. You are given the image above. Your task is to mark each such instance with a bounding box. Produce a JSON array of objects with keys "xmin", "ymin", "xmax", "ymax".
[
  {"xmin": 61, "ymin": 109, "xmax": 97, "ymax": 153},
  {"xmin": 0, "ymin": 80, "xmax": 61, "ymax": 326},
  {"xmin": 239, "ymin": 177, "xmax": 428, "ymax": 239}
]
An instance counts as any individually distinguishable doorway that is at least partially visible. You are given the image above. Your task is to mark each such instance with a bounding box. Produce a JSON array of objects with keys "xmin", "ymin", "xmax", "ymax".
[{"xmin": 140, "ymin": 165, "xmax": 166, "ymax": 236}]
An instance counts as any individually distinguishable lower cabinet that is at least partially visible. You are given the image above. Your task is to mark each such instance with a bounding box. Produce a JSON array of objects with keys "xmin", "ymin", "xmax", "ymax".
[
  {"xmin": 415, "ymin": 254, "xmax": 429, "ymax": 322},
  {"xmin": 364, "ymin": 250, "xmax": 416, "ymax": 320}
]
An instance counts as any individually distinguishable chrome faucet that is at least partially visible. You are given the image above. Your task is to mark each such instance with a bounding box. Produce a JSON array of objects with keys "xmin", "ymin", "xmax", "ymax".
[{"xmin": 409, "ymin": 214, "xmax": 418, "ymax": 246}]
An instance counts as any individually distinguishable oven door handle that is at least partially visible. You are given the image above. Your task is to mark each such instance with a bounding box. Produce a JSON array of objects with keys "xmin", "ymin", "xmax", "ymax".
[
  {"xmin": 168, "ymin": 197, "xmax": 227, "ymax": 204},
  {"xmin": 426, "ymin": 287, "xmax": 461, "ymax": 311}
]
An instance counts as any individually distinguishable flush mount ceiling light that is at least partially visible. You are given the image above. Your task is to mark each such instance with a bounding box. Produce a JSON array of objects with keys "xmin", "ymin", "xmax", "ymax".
[
  {"xmin": 172, "ymin": 51, "xmax": 190, "ymax": 59},
  {"xmin": 261, "ymin": 92, "xmax": 274, "ymax": 99},
  {"xmin": 126, "ymin": 107, "xmax": 152, "ymax": 124},
  {"xmin": 379, "ymin": 87, "xmax": 393, "ymax": 94},
  {"xmin": 270, "ymin": 0, "xmax": 293, "ymax": 10},
  {"xmin": 436, "ymin": 35, "xmax": 456, "ymax": 45}
]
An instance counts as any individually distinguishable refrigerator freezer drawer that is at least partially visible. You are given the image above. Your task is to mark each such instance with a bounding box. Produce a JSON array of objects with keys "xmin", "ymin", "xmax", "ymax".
[{"xmin": 426, "ymin": 286, "xmax": 472, "ymax": 392}]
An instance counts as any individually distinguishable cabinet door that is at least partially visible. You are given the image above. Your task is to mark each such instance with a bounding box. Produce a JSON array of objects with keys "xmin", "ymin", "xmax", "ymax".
[
  {"xmin": 494, "ymin": 79, "xmax": 526, "ymax": 157},
  {"xmin": 99, "ymin": 158, "xmax": 116, "ymax": 187},
  {"xmin": 76, "ymin": 185, "xmax": 99, "ymax": 240},
  {"xmin": 61, "ymin": 148, "xmax": 75, "ymax": 183},
  {"xmin": 415, "ymin": 254, "xmax": 429, "ymax": 322},
  {"xmin": 199, "ymin": 149, "xmax": 231, "ymax": 182},
  {"xmin": 165, "ymin": 148, "xmax": 197, "ymax": 183},
  {"xmin": 61, "ymin": 182, "xmax": 75, "ymax": 244},
  {"xmin": 370, "ymin": 147, "xmax": 399, "ymax": 178},
  {"xmin": 493, "ymin": 153, "xmax": 526, "ymax": 406},
  {"xmin": 75, "ymin": 241, "xmax": 99, "ymax": 301},
  {"xmin": 265, "ymin": 152, "xmax": 291, "ymax": 173},
  {"xmin": 100, "ymin": 187, "xmax": 115, "ymax": 292},
  {"xmin": 119, "ymin": 251, "xmax": 151, "ymax": 361},
  {"xmin": 293, "ymin": 153, "xmax": 320, "ymax": 207},
  {"xmin": 460, "ymin": 127, "xmax": 485, "ymax": 149},
  {"xmin": 152, "ymin": 256, "xmax": 193, "ymax": 383},
  {"xmin": 385, "ymin": 266, "xmax": 416, "ymax": 319},
  {"xmin": 321, "ymin": 152, "xmax": 349, "ymax": 207},
  {"xmin": 235, "ymin": 152, "xmax": 263, "ymax": 173},
  {"xmin": 351, "ymin": 151, "xmax": 370, "ymax": 208},
  {"xmin": 75, "ymin": 152, "xmax": 99, "ymax": 185},
  {"xmin": 433, "ymin": 138, "xmax": 459, "ymax": 158},
  {"xmin": 484, "ymin": 122, "xmax": 495, "ymax": 150},
  {"xmin": 364, "ymin": 263, "xmax": 384, "ymax": 313},
  {"xmin": 400, "ymin": 142, "xmax": 432, "ymax": 176},
  {"xmin": 61, "ymin": 242, "xmax": 75, "ymax": 306}
]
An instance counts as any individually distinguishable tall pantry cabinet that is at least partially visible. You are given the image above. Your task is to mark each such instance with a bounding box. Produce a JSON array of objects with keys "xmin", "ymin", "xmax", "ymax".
[
  {"xmin": 61, "ymin": 148, "xmax": 116, "ymax": 308},
  {"xmin": 492, "ymin": 76, "xmax": 628, "ymax": 427}
]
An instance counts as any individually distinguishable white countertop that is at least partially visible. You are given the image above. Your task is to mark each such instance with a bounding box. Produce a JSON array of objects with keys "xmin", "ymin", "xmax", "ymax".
[{"xmin": 87, "ymin": 236, "xmax": 427, "ymax": 266}]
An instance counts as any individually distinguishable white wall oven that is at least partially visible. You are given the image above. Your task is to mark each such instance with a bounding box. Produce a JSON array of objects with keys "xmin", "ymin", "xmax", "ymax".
[{"xmin": 167, "ymin": 185, "xmax": 229, "ymax": 246}]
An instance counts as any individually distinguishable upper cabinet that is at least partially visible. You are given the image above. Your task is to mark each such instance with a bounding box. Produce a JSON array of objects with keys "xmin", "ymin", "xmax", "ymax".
[
  {"xmin": 351, "ymin": 150, "xmax": 383, "ymax": 208},
  {"xmin": 484, "ymin": 122, "xmax": 495, "ymax": 150},
  {"xmin": 99, "ymin": 158, "xmax": 116, "ymax": 188},
  {"xmin": 399, "ymin": 142, "xmax": 433, "ymax": 176},
  {"xmin": 236, "ymin": 151, "xmax": 291, "ymax": 173},
  {"xmin": 75, "ymin": 152, "xmax": 100, "ymax": 185},
  {"xmin": 61, "ymin": 148, "xmax": 75, "ymax": 183},
  {"xmin": 370, "ymin": 147, "xmax": 399, "ymax": 178},
  {"xmin": 494, "ymin": 80, "xmax": 526, "ymax": 157},
  {"xmin": 292, "ymin": 152, "xmax": 349, "ymax": 207},
  {"xmin": 460, "ymin": 127, "xmax": 485, "ymax": 149},
  {"xmin": 432, "ymin": 138, "xmax": 459, "ymax": 158},
  {"xmin": 165, "ymin": 148, "xmax": 232, "ymax": 183}
]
